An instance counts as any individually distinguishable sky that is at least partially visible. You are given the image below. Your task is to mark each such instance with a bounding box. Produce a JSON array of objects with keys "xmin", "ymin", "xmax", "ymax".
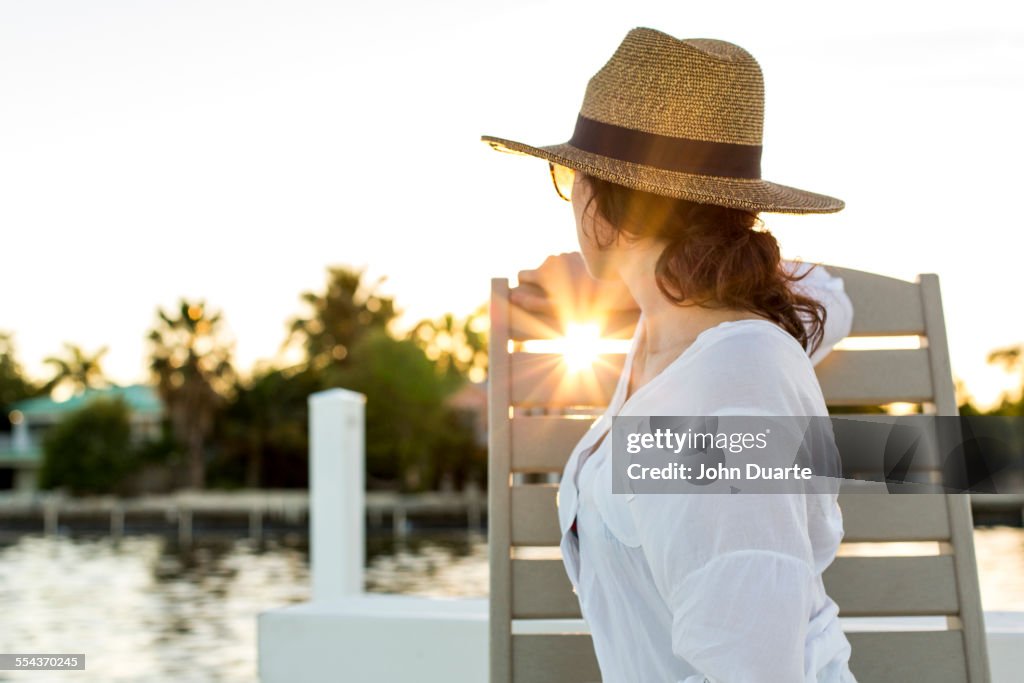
[{"xmin": 1, "ymin": 0, "xmax": 1022, "ymax": 409}]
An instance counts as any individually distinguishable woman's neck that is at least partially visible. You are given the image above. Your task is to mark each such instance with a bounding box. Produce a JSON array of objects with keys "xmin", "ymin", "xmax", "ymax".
[{"xmin": 618, "ymin": 244, "xmax": 769, "ymax": 353}]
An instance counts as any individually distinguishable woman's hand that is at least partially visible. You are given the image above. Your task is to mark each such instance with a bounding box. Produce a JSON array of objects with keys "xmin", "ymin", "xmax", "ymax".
[{"xmin": 510, "ymin": 252, "xmax": 638, "ymax": 319}]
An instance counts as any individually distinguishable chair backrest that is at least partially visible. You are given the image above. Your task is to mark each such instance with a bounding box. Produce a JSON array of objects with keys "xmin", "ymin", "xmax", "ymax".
[{"xmin": 487, "ymin": 266, "xmax": 991, "ymax": 683}]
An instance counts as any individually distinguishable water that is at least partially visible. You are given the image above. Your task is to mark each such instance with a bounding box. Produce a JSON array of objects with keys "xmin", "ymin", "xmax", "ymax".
[
  {"xmin": 0, "ymin": 535, "xmax": 308, "ymax": 683},
  {"xmin": 0, "ymin": 527, "xmax": 1021, "ymax": 682}
]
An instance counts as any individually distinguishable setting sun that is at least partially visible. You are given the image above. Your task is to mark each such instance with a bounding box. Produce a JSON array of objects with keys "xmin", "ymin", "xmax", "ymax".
[
  {"xmin": 520, "ymin": 321, "xmax": 630, "ymax": 372},
  {"xmin": 562, "ymin": 322, "xmax": 604, "ymax": 371}
]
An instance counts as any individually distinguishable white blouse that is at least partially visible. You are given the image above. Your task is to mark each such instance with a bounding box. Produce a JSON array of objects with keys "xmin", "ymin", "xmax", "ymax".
[{"xmin": 556, "ymin": 261, "xmax": 859, "ymax": 683}]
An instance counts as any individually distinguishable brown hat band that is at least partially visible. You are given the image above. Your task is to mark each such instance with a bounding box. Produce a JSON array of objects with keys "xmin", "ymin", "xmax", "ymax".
[{"xmin": 567, "ymin": 114, "xmax": 763, "ymax": 180}]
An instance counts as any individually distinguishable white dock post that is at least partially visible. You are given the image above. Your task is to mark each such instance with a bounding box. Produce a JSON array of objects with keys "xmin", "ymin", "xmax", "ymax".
[
  {"xmin": 43, "ymin": 500, "xmax": 58, "ymax": 536},
  {"xmin": 466, "ymin": 482, "xmax": 482, "ymax": 535},
  {"xmin": 250, "ymin": 507, "xmax": 264, "ymax": 544},
  {"xmin": 178, "ymin": 507, "xmax": 192, "ymax": 546},
  {"xmin": 111, "ymin": 504, "xmax": 124, "ymax": 540},
  {"xmin": 393, "ymin": 506, "xmax": 408, "ymax": 537},
  {"xmin": 309, "ymin": 388, "xmax": 366, "ymax": 600}
]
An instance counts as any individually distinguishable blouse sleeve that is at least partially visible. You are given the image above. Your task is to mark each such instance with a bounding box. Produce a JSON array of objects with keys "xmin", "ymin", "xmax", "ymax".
[
  {"xmin": 626, "ymin": 333, "xmax": 825, "ymax": 683},
  {"xmin": 782, "ymin": 259, "xmax": 854, "ymax": 366},
  {"xmin": 628, "ymin": 489, "xmax": 817, "ymax": 683}
]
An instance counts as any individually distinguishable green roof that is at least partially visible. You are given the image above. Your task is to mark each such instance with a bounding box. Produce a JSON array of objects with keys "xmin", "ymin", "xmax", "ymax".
[
  {"xmin": 0, "ymin": 447, "xmax": 41, "ymax": 465},
  {"xmin": 10, "ymin": 384, "xmax": 163, "ymax": 420}
]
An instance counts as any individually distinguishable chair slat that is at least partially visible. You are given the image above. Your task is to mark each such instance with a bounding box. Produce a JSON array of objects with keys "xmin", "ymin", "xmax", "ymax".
[
  {"xmin": 847, "ymin": 631, "xmax": 967, "ymax": 683},
  {"xmin": 510, "ymin": 353, "xmax": 622, "ymax": 408},
  {"xmin": 511, "ymin": 559, "xmax": 579, "ymax": 619},
  {"xmin": 511, "ymin": 631, "xmax": 966, "ymax": 683},
  {"xmin": 509, "ymin": 486, "xmax": 955, "ymax": 549},
  {"xmin": 512, "ymin": 553, "xmax": 960, "ymax": 620},
  {"xmin": 838, "ymin": 493, "xmax": 951, "ymax": 541},
  {"xmin": 510, "ymin": 307, "xmax": 640, "ymax": 342},
  {"xmin": 822, "ymin": 266, "xmax": 927, "ymax": 336},
  {"xmin": 509, "ymin": 266, "xmax": 926, "ymax": 339},
  {"xmin": 815, "ymin": 349, "xmax": 934, "ymax": 405},
  {"xmin": 509, "ymin": 349, "xmax": 934, "ymax": 408},
  {"xmin": 823, "ymin": 555, "xmax": 959, "ymax": 616},
  {"xmin": 511, "ymin": 485, "xmax": 562, "ymax": 547},
  {"xmin": 512, "ymin": 416, "xmax": 596, "ymax": 473},
  {"xmin": 511, "ymin": 634, "xmax": 602, "ymax": 683},
  {"xmin": 831, "ymin": 414, "xmax": 944, "ymax": 474}
]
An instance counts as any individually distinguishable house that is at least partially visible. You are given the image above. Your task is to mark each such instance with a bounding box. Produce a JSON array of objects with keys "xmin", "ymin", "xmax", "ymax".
[
  {"xmin": 444, "ymin": 379, "xmax": 487, "ymax": 448},
  {"xmin": 0, "ymin": 383, "xmax": 164, "ymax": 493}
]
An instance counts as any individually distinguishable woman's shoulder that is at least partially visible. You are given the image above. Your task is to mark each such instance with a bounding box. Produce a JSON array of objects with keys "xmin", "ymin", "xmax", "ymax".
[
  {"xmin": 693, "ymin": 318, "xmax": 812, "ymax": 368},
  {"xmin": 671, "ymin": 319, "xmax": 826, "ymax": 414}
]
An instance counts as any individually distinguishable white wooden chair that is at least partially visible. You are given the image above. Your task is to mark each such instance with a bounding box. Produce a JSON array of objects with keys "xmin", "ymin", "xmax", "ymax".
[{"xmin": 487, "ymin": 266, "xmax": 991, "ymax": 683}]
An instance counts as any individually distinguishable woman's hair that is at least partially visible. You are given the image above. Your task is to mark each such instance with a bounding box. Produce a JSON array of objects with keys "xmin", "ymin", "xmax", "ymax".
[{"xmin": 579, "ymin": 173, "xmax": 827, "ymax": 357}]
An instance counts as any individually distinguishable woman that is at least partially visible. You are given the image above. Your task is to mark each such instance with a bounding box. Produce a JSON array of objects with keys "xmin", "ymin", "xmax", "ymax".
[{"xmin": 481, "ymin": 28, "xmax": 858, "ymax": 682}]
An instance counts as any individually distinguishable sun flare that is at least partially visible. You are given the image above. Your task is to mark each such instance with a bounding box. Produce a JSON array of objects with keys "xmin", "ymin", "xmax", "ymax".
[
  {"xmin": 562, "ymin": 322, "xmax": 604, "ymax": 371},
  {"xmin": 520, "ymin": 321, "xmax": 629, "ymax": 372}
]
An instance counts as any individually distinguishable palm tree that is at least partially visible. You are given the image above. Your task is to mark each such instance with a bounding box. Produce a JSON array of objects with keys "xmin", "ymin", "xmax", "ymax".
[
  {"xmin": 987, "ymin": 343, "xmax": 1024, "ymax": 413},
  {"xmin": 988, "ymin": 344, "xmax": 1022, "ymax": 374},
  {"xmin": 1, "ymin": 332, "xmax": 40, "ymax": 428},
  {"xmin": 147, "ymin": 300, "xmax": 235, "ymax": 489},
  {"xmin": 41, "ymin": 343, "xmax": 110, "ymax": 397},
  {"xmin": 282, "ymin": 265, "xmax": 398, "ymax": 372},
  {"xmin": 218, "ymin": 363, "xmax": 321, "ymax": 488}
]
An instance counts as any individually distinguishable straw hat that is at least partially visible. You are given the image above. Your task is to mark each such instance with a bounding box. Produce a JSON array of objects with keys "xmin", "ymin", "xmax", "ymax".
[{"xmin": 480, "ymin": 27, "xmax": 844, "ymax": 214}]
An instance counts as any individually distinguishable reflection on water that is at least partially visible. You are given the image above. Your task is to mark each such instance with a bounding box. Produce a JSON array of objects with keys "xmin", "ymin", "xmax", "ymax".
[
  {"xmin": 365, "ymin": 530, "xmax": 487, "ymax": 597},
  {"xmin": 974, "ymin": 526, "xmax": 1024, "ymax": 611},
  {"xmin": 0, "ymin": 535, "xmax": 309, "ymax": 683},
  {"xmin": 0, "ymin": 527, "xmax": 1021, "ymax": 682}
]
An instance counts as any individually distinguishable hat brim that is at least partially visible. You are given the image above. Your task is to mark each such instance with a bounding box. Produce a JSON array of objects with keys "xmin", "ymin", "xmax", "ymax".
[{"xmin": 480, "ymin": 135, "xmax": 844, "ymax": 215}]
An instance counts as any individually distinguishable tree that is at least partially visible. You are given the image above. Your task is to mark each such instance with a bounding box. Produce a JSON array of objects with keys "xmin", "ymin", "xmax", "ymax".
[
  {"xmin": 0, "ymin": 332, "xmax": 40, "ymax": 430},
  {"xmin": 40, "ymin": 343, "xmax": 110, "ymax": 397},
  {"xmin": 215, "ymin": 363, "xmax": 322, "ymax": 488},
  {"xmin": 283, "ymin": 265, "xmax": 398, "ymax": 372},
  {"xmin": 406, "ymin": 303, "xmax": 489, "ymax": 388},
  {"xmin": 331, "ymin": 327, "xmax": 454, "ymax": 492},
  {"xmin": 147, "ymin": 300, "xmax": 235, "ymax": 489},
  {"xmin": 987, "ymin": 344, "xmax": 1024, "ymax": 413},
  {"xmin": 39, "ymin": 396, "xmax": 138, "ymax": 495},
  {"xmin": 988, "ymin": 344, "xmax": 1022, "ymax": 373}
]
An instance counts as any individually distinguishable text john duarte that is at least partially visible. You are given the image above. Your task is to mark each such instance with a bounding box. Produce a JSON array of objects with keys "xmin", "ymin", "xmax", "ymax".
[{"xmin": 623, "ymin": 426, "xmax": 812, "ymax": 481}]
